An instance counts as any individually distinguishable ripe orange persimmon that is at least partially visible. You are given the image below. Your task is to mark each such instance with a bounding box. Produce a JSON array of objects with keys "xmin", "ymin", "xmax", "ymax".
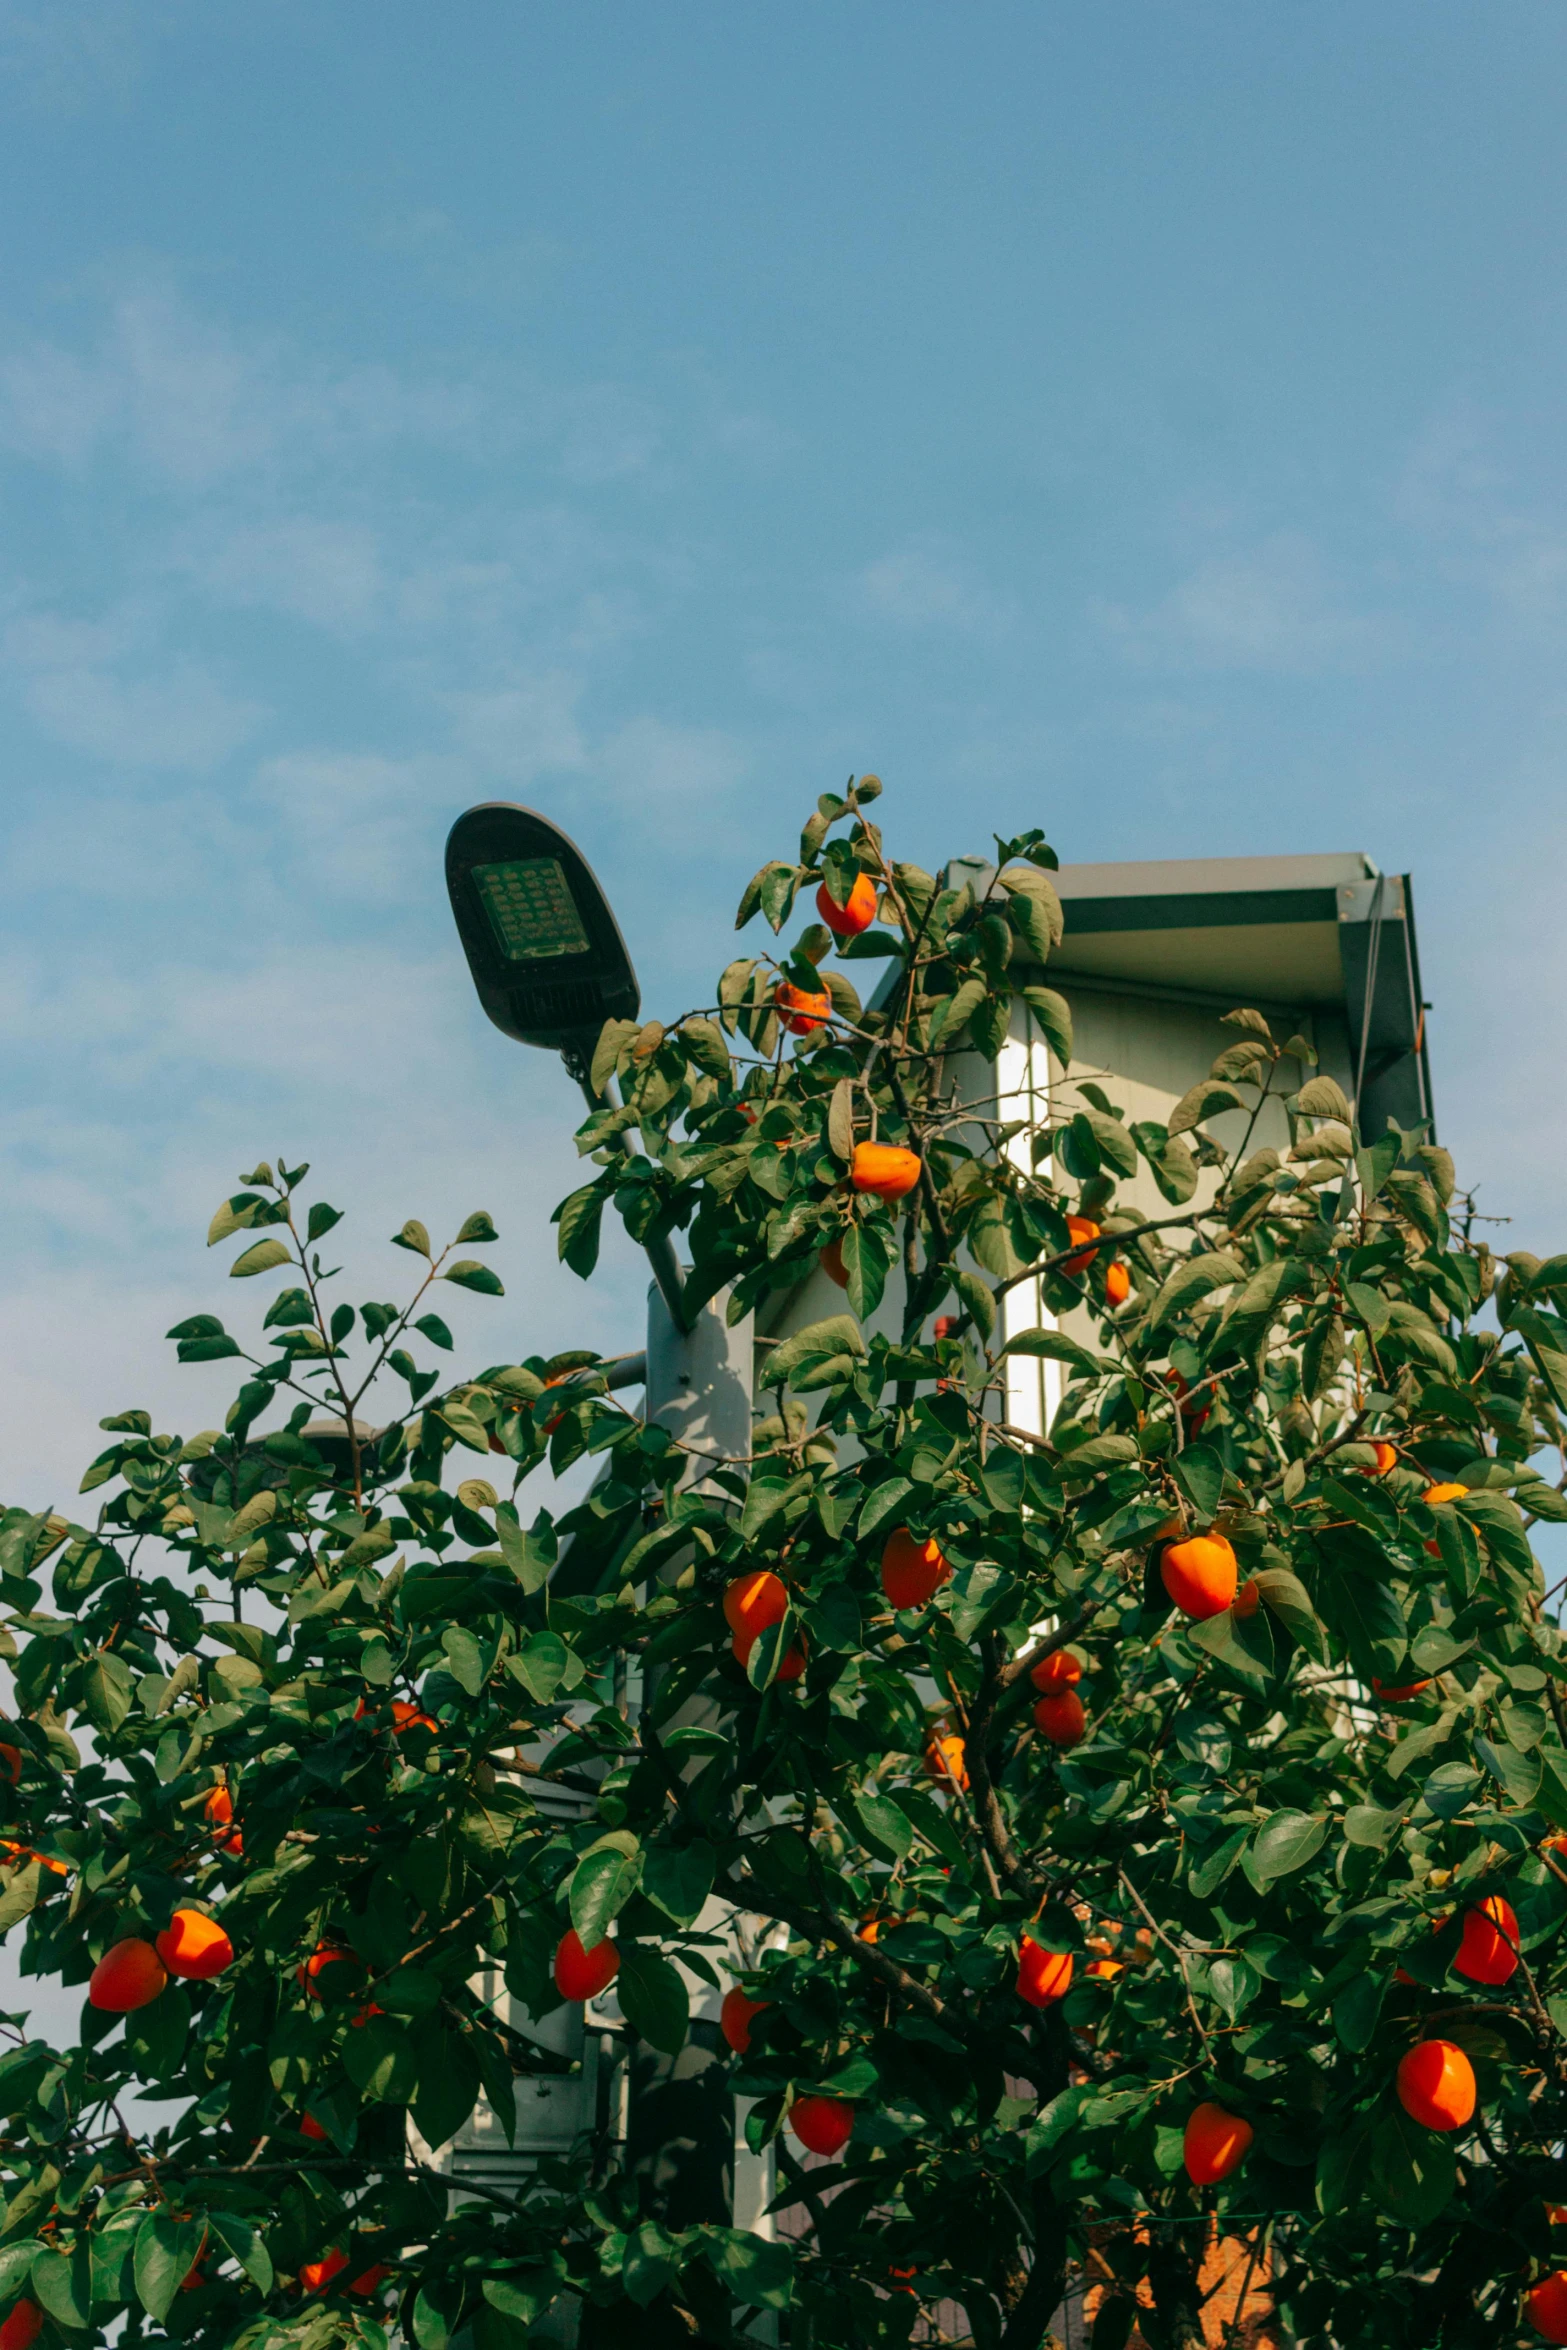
[
  {"xmin": 720, "ymin": 1988, "xmax": 768, "ymax": 2053},
  {"xmin": 1160, "ymin": 1533, "xmax": 1238, "ymax": 1620},
  {"xmin": 301, "ymin": 2249, "xmax": 390, "ymax": 2295},
  {"xmin": 732, "ymin": 1624, "xmax": 808, "ymax": 1680},
  {"xmin": 1420, "ymin": 1481, "xmax": 1469, "ymax": 1555},
  {"xmin": 816, "ymin": 874, "xmax": 878, "ymax": 937},
  {"xmin": 299, "ymin": 2112, "xmax": 329, "ymax": 2141},
  {"xmin": 1455, "ymin": 1895, "xmax": 1520, "ymax": 1986},
  {"xmin": 1183, "ymin": 2102, "xmax": 1253, "ymax": 2185},
  {"xmin": 89, "ymin": 1938, "xmax": 167, "ymax": 2012},
  {"xmin": 1030, "ymin": 1648, "xmax": 1081, "ymax": 1695},
  {"xmin": 0, "ymin": 1744, "xmax": 22, "ymax": 1786},
  {"xmin": 1373, "ymin": 1676, "xmax": 1434, "ymax": 1703},
  {"xmin": 857, "ymin": 1919, "xmax": 881, "ymax": 1943},
  {"xmin": 924, "ymin": 1732, "xmax": 968, "ymax": 1791},
  {"xmin": 1063, "ymin": 1217, "xmax": 1099, "ymax": 1276},
  {"xmin": 299, "ymin": 1943, "xmax": 358, "ymax": 1996},
  {"xmin": 1397, "ymin": 2038, "xmax": 1476, "ymax": 2131},
  {"xmin": 1033, "ymin": 1691, "xmax": 1086, "ymax": 1747},
  {"xmin": 775, "ymin": 981, "xmax": 830, "ymax": 1036},
  {"xmin": 790, "ymin": 2094, "xmax": 853, "ymax": 2158},
  {"xmin": 156, "ymin": 1909, "xmax": 234, "ymax": 1981},
  {"xmin": 820, "ymin": 1234, "xmax": 849, "ymax": 1287},
  {"xmin": 724, "ymin": 1571, "xmax": 789, "ymax": 1638},
  {"xmin": 1086, "ymin": 1957, "xmax": 1123, "ymax": 1980},
  {"xmin": 850, "ymin": 1141, "xmax": 922, "ymax": 1200},
  {"xmin": 1233, "ymin": 1579, "xmax": 1261, "ymax": 1620},
  {"xmin": 1530, "ymin": 2271, "xmax": 1567, "ymax": 2343},
  {"xmin": 1016, "ymin": 1937, "xmax": 1074, "ymax": 2007},
  {"xmin": 1370, "ymin": 1441, "xmax": 1398, "ymax": 1474},
  {"xmin": 0, "ymin": 2302, "xmax": 44, "ymax": 2350},
  {"xmin": 203, "ymin": 1785, "xmax": 243, "ymax": 1856},
  {"xmin": 880, "ymin": 1529, "xmax": 951, "ymax": 1611},
  {"xmin": 554, "ymin": 1929, "xmax": 619, "ymax": 2002},
  {"xmin": 1104, "ymin": 1262, "xmax": 1130, "ymax": 1306}
]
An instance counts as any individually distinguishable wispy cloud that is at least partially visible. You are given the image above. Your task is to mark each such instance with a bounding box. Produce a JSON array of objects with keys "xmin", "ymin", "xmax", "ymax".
[
  {"xmin": 1093, "ymin": 531, "xmax": 1395, "ymax": 674},
  {"xmin": 3, "ymin": 603, "xmax": 265, "ymax": 766},
  {"xmin": 853, "ymin": 538, "xmax": 1014, "ymax": 635}
]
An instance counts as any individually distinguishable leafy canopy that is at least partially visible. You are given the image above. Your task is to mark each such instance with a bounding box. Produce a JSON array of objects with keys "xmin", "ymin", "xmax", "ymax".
[{"xmin": 3, "ymin": 785, "xmax": 1567, "ymax": 2350}]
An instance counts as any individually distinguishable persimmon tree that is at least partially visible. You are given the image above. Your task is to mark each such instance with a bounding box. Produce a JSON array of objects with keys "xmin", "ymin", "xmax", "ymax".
[{"xmin": 5, "ymin": 781, "xmax": 1567, "ymax": 2350}]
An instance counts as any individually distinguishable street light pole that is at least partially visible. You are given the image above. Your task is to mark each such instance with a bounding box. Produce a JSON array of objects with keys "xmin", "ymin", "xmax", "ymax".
[{"xmin": 444, "ymin": 802, "xmax": 757, "ymax": 2298}]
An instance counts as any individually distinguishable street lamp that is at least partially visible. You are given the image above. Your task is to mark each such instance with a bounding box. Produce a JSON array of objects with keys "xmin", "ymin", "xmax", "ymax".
[
  {"xmin": 443, "ymin": 801, "xmax": 765, "ymax": 2256},
  {"xmin": 445, "ymin": 801, "xmax": 688, "ymax": 1330}
]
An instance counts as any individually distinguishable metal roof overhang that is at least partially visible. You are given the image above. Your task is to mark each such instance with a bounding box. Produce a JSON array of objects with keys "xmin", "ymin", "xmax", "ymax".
[{"xmin": 1043, "ymin": 850, "xmax": 1435, "ymax": 1141}]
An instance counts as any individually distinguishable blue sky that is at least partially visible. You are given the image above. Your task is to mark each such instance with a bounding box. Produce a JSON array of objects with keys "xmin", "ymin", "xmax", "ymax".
[{"xmin": 4, "ymin": 3, "xmax": 1567, "ymax": 1503}]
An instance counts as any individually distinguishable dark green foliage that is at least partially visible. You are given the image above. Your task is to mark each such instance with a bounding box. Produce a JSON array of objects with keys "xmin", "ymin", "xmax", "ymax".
[{"xmin": 2, "ymin": 784, "xmax": 1565, "ymax": 2347}]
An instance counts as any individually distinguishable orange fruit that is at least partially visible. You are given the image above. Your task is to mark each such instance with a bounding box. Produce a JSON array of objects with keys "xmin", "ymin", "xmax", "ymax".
[
  {"xmin": 89, "ymin": 1937, "xmax": 168, "ymax": 2012},
  {"xmin": 1396, "ymin": 2038, "xmax": 1476, "ymax": 2131},
  {"xmin": 1168, "ymin": 1370, "xmax": 1210, "ymax": 1430},
  {"xmin": 1016, "ymin": 1937, "xmax": 1074, "ymax": 2007},
  {"xmin": 1233, "ymin": 1578, "xmax": 1261, "ymax": 1620},
  {"xmin": 816, "ymin": 874, "xmax": 878, "ymax": 937},
  {"xmin": 924, "ymin": 1732, "xmax": 968, "ymax": 1791},
  {"xmin": 857, "ymin": 1919, "xmax": 881, "ymax": 1943},
  {"xmin": 0, "ymin": 1744, "xmax": 22, "ymax": 1787},
  {"xmin": 789, "ymin": 2094, "xmax": 853, "ymax": 2157},
  {"xmin": 300, "ymin": 2251, "xmax": 348, "ymax": 2294},
  {"xmin": 1029, "ymin": 1648, "xmax": 1081, "ymax": 1695},
  {"xmin": 1454, "ymin": 1895, "xmax": 1520, "ymax": 1987},
  {"xmin": 820, "ymin": 1234, "xmax": 849, "ymax": 1287},
  {"xmin": 880, "ymin": 1529, "xmax": 951, "ymax": 1611},
  {"xmin": 0, "ymin": 2304, "xmax": 44, "ymax": 2350},
  {"xmin": 720, "ymin": 1988, "xmax": 768, "ymax": 2053},
  {"xmin": 1373, "ymin": 1676, "xmax": 1434, "ymax": 1703},
  {"xmin": 1063, "ymin": 1216, "xmax": 1100, "ymax": 1275},
  {"xmin": 1370, "ymin": 1441, "xmax": 1397, "ymax": 1474},
  {"xmin": 1033, "ymin": 1691, "xmax": 1086, "ymax": 1747},
  {"xmin": 1529, "ymin": 2272, "xmax": 1567, "ymax": 2344},
  {"xmin": 1086, "ymin": 1957, "xmax": 1123, "ymax": 1980},
  {"xmin": 299, "ymin": 1943, "xmax": 358, "ymax": 1996},
  {"xmin": 1160, "ymin": 1533, "xmax": 1238, "ymax": 1619},
  {"xmin": 775, "ymin": 981, "xmax": 831, "ymax": 1036},
  {"xmin": 554, "ymin": 1929, "xmax": 619, "ymax": 2002},
  {"xmin": 850, "ymin": 1141, "xmax": 922, "ymax": 1200},
  {"xmin": 299, "ymin": 2112, "xmax": 329, "ymax": 2141},
  {"xmin": 1183, "ymin": 2102, "xmax": 1253, "ymax": 2184},
  {"xmin": 723, "ymin": 1571, "xmax": 789, "ymax": 1638},
  {"xmin": 155, "ymin": 1909, "xmax": 234, "ymax": 1981},
  {"xmin": 1104, "ymin": 1262, "xmax": 1130, "ymax": 1306}
]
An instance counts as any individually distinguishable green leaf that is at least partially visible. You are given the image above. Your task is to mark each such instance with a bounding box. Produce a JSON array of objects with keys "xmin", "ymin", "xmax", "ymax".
[
  {"xmin": 412, "ymin": 2023, "xmax": 483, "ymax": 2149},
  {"xmin": 496, "ymin": 1512, "xmax": 555, "ymax": 1594},
  {"xmin": 929, "ymin": 976, "xmax": 989, "ymax": 1050},
  {"xmin": 705, "ymin": 2230, "xmax": 793, "ymax": 2309},
  {"xmin": 414, "ymin": 1313, "xmax": 454, "ymax": 1350},
  {"xmin": 1168, "ymin": 1081, "xmax": 1245, "ymax": 1135},
  {"xmin": 1021, "ymin": 985, "xmax": 1072, "ymax": 1067},
  {"xmin": 1142, "ymin": 1250, "xmax": 1245, "ymax": 1337},
  {"xmin": 207, "ymin": 1193, "xmax": 265, "ymax": 1244},
  {"xmin": 570, "ymin": 1834, "xmax": 643, "ymax": 1948},
  {"xmin": 444, "ymin": 1259, "xmax": 505, "ymax": 1296},
  {"xmin": 342, "ymin": 2011, "xmax": 418, "ymax": 2102},
  {"xmin": 998, "ymin": 1327, "xmax": 1098, "ymax": 1374},
  {"xmin": 306, "ymin": 1200, "xmax": 343, "ymax": 1242},
  {"xmin": 208, "ymin": 2212, "xmax": 273, "ymax": 2294},
  {"xmin": 643, "ymin": 1840, "xmax": 716, "ymax": 1925},
  {"xmin": 616, "ymin": 1943, "xmax": 689, "ymax": 2054},
  {"xmin": 441, "ymin": 1625, "xmax": 487, "ymax": 1695},
  {"xmin": 851, "ymin": 1793, "xmax": 915, "ymax": 1862},
  {"xmin": 229, "ymin": 1237, "xmax": 292, "ymax": 1279},
  {"xmin": 553, "ymin": 1183, "xmax": 608, "ymax": 1278},
  {"xmin": 1294, "ymin": 1074, "xmax": 1353, "ymax": 1123},
  {"xmin": 134, "ymin": 2215, "xmax": 206, "ymax": 2323},
  {"xmin": 393, "ymin": 1217, "xmax": 433, "ymax": 1255},
  {"xmin": 1369, "ymin": 2103, "xmax": 1456, "ymax": 2226},
  {"xmin": 842, "ymin": 1223, "xmax": 888, "ymax": 1321},
  {"xmin": 1248, "ymin": 1809, "xmax": 1327, "ymax": 1882},
  {"xmin": 1171, "ymin": 1441, "xmax": 1224, "ymax": 1518},
  {"xmin": 32, "ymin": 2243, "xmax": 90, "ymax": 2330},
  {"xmin": 767, "ymin": 1313, "xmax": 866, "ymax": 1391}
]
